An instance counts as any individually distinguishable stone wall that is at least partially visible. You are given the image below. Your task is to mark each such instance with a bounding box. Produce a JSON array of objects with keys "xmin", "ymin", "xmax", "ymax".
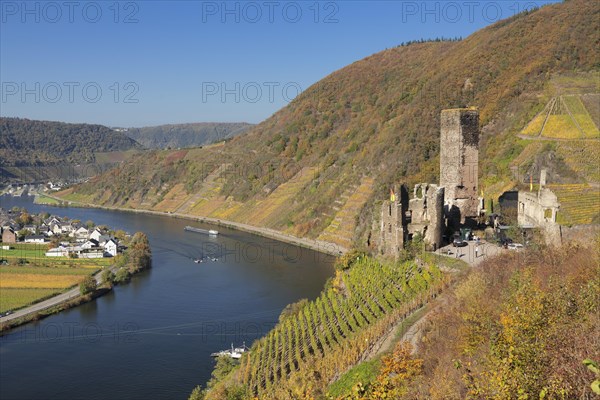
[
  {"xmin": 518, "ymin": 187, "xmax": 562, "ymax": 246},
  {"xmin": 407, "ymin": 184, "xmax": 445, "ymax": 250}
]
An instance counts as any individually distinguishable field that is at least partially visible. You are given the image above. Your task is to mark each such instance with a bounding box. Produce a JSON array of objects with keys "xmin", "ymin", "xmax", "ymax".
[
  {"xmin": 0, "ymin": 288, "xmax": 62, "ymax": 314},
  {"xmin": 520, "ymin": 95, "xmax": 600, "ymax": 139},
  {"xmin": 0, "ymin": 244, "xmax": 103, "ymax": 313},
  {"xmin": 33, "ymin": 194, "xmax": 62, "ymax": 205}
]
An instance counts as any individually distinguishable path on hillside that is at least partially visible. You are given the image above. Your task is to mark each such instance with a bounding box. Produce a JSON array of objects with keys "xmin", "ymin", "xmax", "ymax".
[
  {"xmin": 516, "ymin": 134, "xmax": 599, "ymax": 141},
  {"xmin": 363, "ymin": 242, "xmax": 495, "ymax": 359}
]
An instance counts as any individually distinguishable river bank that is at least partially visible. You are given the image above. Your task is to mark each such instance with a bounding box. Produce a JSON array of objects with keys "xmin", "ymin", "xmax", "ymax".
[
  {"xmin": 42, "ymin": 192, "xmax": 347, "ymax": 256},
  {"xmin": 1, "ymin": 194, "xmax": 335, "ymax": 400},
  {"xmin": 0, "ymin": 283, "xmax": 111, "ymax": 332}
]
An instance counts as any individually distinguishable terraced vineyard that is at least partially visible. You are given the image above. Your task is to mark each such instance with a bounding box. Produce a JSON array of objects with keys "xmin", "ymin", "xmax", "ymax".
[
  {"xmin": 318, "ymin": 177, "xmax": 375, "ymax": 249},
  {"xmin": 242, "ymin": 167, "xmax": 318, "ymax": 227},
  {"xmin": 547, "ymin": 184, "xmax": 600, "ymax": 225},
  {"xmin": 520, "ymin": 95, "xmax": 600, "ymax": 139},
  {"xmin": 231, "ymin": 258, "xmax": 446, "ymax": 399},
  {"xmin": 555, "ymin": 141, "xmax": 600, "ymax": 183}
]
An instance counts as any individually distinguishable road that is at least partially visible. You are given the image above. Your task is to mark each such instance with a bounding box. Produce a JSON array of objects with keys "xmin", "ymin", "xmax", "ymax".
[
  {"xmin": 0, "ymin": 270, "xmax": 104, "ymax": 325},
  {"xmin": 434, "ymin": 239, "xmax": 509, "ymax": 267}
]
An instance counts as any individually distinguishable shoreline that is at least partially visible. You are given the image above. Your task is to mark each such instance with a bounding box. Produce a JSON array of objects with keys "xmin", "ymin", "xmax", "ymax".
[
  {"xmin": 40, "ymin": 192, "xmax": 348, "ymax": 256},
  {"xmin": 0, "ymin": 269, "xmax": 109, "ymax": 332}
]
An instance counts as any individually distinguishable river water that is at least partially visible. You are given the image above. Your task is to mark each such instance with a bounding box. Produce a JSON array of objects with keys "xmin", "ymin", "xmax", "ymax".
[{"xmin": 0, "ymin": 195, "xmax": 334, "ymax": 400}]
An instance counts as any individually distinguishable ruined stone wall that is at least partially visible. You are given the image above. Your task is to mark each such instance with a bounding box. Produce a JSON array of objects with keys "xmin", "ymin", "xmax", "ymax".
[
  {"xmin": 518, "ymin": 188, "xmax": 562, "ymax": 246},
  {"xmin": 379, "ymin": 199, "xmax": 404, "ymax": 258},
  {"xmin": 517, "ymin": 189, "xmax": 560, "ymax": 227},
  {"xmin": 407, "ymin": 184, "xmax": 445, "ymax": 250},
  {"xmin": 440, "ymin": 108, "xmax": 480, "ymax": 221}
]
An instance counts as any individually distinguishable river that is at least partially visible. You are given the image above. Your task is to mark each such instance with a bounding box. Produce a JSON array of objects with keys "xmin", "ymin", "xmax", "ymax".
[{"xmin": 0, "ymin": 195, "xmax": 334, "ymax": 400}]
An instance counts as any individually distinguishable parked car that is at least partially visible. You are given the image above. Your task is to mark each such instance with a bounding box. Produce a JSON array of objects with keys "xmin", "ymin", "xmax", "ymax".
[
  {"xmin": 507, "ymin": 243, "xmax": 524, "ymax": 251},
  {"xmin": 452, "ymin": 236, "xmax": 468, "ymax": 247}
]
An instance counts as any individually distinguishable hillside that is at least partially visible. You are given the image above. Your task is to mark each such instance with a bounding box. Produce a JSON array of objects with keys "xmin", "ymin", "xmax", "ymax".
[
  {"xmin": 325, "ymin": 243, "xmax": 599, "ymax": 400},
  {"xmin": 189, "ymin": 250, "xmax": 459, "ymax": 400},
  {"xmin": 122, "ymin": 122, "xmax": 253, "ymax": 149},
  {"xmin": 0, "ymin": 117, "xmax": 142, "ymax": 184},
  {"xmin": 0, "ymin": 117, "xmax": 141, "ymax": 165},
  {"xmin": 59, "ymin": 0, "xmax": 600, "ymax": 246}
]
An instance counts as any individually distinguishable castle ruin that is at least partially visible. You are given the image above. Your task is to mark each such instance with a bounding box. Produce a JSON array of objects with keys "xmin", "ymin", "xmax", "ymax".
[
  {"xmin": 379, "ymin": 108, "xmax": 480, "ymax": 257},
  {"xmin": 518, "ymin": 169, "xmax": 562, "ymax": 246},
  {"xmin": 379, "ymin": 184, "xmax": 445, "ymax": 256}
]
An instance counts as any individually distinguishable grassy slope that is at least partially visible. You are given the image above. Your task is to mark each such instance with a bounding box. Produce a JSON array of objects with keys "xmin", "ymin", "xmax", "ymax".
[
  {"xmin": 331, "ymin": 243, "xmax": 599, "ymax": 400},
  {"xmin": 61, "ymin": 0, "xmax": 599, "ymax": 244}
]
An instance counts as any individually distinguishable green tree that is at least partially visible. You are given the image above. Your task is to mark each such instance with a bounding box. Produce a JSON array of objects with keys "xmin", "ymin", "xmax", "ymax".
[
  {"xmin": 79, "ymin": 275, "xmax": 97, "ymax": 295},
  {"xmin": 127, "ymin": 232, "xmax": 151, "ymax": 273},
  {"xmin": 101, "ymin": 268, "xmax": 115, "ymax": 287},
  {"xmin": 114, "ymin": 268, "xmax": 130, "ymax": 284},
  {"xmin": 188, "ymin": 386, "xmax": 205, "ymax": 400},
  {"xmin": 17, "ymin": 229, "xmax": 29, "ymax": 241}
]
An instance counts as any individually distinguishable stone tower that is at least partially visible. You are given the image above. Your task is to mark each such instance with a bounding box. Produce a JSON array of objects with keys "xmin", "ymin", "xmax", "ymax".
[
  {"xmin": 439, "ymin": 108, "xmax": 480, "ymax": 224},
  {"xmin": 379, "ymin": 185, "xmax": 408, "ymax": 258}
]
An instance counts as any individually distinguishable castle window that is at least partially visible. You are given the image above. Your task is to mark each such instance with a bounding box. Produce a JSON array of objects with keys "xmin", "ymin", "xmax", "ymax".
[{"xmin": 388, "ymin": 223, "xmax": 392, "ymax": 233}]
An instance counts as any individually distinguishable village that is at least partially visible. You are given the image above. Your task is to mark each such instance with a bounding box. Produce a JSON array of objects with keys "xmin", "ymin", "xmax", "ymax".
[{"xmin": 0, "ymin": 208, "xmax": 124, "ymax": 259}]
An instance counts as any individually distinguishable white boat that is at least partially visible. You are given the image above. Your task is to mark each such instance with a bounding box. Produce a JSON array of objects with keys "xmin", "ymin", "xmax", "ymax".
[
  {"xmin": 184, "ymin": 226, "xmax": 219, "ymax": 236},
  {"xmin": 210, "ymin": 342, "xmax": 249, "ymax": 359}
]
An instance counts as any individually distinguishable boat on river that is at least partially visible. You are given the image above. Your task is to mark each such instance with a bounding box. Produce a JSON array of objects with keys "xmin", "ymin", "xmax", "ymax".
[
  {"xmin": 210, "ymin": 342, "xmax": 249, "ymax": 359},
  {"xmin": 184, "ymin": 226, "xmax": 219, "ymax": 236}
]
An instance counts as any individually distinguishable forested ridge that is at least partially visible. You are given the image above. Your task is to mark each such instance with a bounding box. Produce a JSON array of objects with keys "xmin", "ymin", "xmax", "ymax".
[{"xmin": 0, "ymin": 117, "xmax": 141, "ymax": 166}]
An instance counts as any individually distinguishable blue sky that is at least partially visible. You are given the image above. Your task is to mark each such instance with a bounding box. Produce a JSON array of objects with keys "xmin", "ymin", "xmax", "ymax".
[{"xmin": 0, "ymin": 0, "xmax": 559, "ymax": 127}]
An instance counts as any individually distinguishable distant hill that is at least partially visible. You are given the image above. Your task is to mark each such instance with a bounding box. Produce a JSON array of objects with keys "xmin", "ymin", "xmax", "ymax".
[
  {"xmin": 0, "ymin": 117, "xmax": 141, "ymax": 166},
  {"xmin": 0, "ymin": 117, "xmax": 142, "ymax": 183},
  {"xmin": 60, "ymin": 0, "xmax": 599, "ymax": 244},
  {"xmin": 122, "ymin": 123, "xmax": 253, "ymax": 149}
]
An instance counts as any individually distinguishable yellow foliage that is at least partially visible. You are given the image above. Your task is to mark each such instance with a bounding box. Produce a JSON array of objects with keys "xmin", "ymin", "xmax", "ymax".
[{"xmin": 0, "ymin": 273, "xmax": 83, "ymax": 289}]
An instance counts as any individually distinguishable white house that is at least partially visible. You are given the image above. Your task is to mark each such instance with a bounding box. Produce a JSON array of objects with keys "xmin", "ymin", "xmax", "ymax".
[
  {"xmin": 60, "ymin": 224, "xmax": 74, "ymax": 234},
  {"xmin": 45, "ymin": 247, "xmax": 69, "ymax": 257},
  {"xmin": 51, "ymin": 224, "xmax": 62, "ymax": 235},
  {"xmin": 24, "ymin": 235, "xmax": 46, "ymax": 244},
  {"xmin": 46, "ymin": 217, "xmax": 61, "ymax": 226},
  {"xmin": 23, "ymin": 225, "xmax": 37, "ymax": 234},
  {"xmin": 81, "ymin": 239, "xmax": 100, "ymax": 249},
  {"xmin": 39, "ymin": 226, "xmax": 52, "ymax": 237},
  {"xmin": 103, "ymin": 239, "xmax": 118, "ymax": 257},
  {"xmin": 97, "ymin": 235, "xmax": 112, "ymax": 246},
  {"xmin": 89, "ymin": 229, "xmax": 102, "ymax": 241},
  {"xmin": 73, "ymin": 226, "xmax": 89, "ymax": 239},
  {"xmin": 79, "ymin": 250, "xmax": 104, "ymax": 259}
]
